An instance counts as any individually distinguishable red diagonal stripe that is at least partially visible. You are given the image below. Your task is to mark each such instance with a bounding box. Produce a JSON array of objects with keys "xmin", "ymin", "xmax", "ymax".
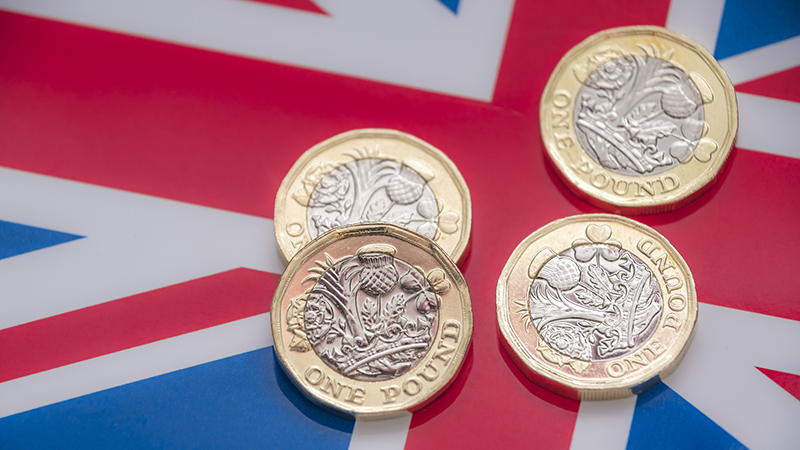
[
  {"xmin": 736, "ymin": 65, "xmax": 800, "ymax": 103},
  {"xmin": 243, "ymin": 0, "xmax": 328, "ymax": 15},
  {"xmin": 757, "ymin": 367, "xmax": 800, "ymax": 402},
  {"xmin": 0, "ymin": 268, "xmax": 277, "ymax": 383}
]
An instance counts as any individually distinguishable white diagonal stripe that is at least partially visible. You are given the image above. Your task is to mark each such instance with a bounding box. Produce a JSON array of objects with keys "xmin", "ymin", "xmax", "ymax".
[
  {"xmin": 348, "ymin": 414, "xmax": 411, "ymax": 450},
  {"xmin": 570, "ymin": 396, "xmax": 637, "ymax": 450},
  {"xmin": 0, "ymin": 0, "xmax": 515, "ymax": 101},
  {"xmin": 666, "ymin": 304, "xmax": 800, "ymax": 450},
  {"xmin": 0, "ymin": 166, "xmax": 284, "ymax": 330},
  {"xmin": 737, "ymin": 93, "xmax": 800, "ymax": 159},
  {"xmin": 720, "ymin": 35, "xmax": 800, "ymax": 85},
  {"xmin": 666, "ymin": 0, "xmax": 726, "ymax": 54},
  {"xmin": 0, "ymin": 313, "xmax": 272, "ymax": 419}
]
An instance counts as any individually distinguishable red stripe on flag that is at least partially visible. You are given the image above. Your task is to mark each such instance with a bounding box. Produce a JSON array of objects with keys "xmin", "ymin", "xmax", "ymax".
[
  {"xmin": 757, "ymin": 367, "xmax": 800, "ymax": 402},
  {"xmin": 243, "ymin": 0, "xmax": 328, "ymax": 15},
  {"xmin": 736, "ymin": 65, "xmax": 800, "ymax": 103},
  {"xmin": 0, "ymin": 268, "xmax": 277, "ymax": 384},
  {"xmin": 406, "ymin": 0, "xmax": 671, "ymax": 449}
]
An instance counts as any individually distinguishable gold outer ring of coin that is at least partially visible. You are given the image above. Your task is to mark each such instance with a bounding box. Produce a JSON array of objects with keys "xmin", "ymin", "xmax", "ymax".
[
  {"xmin": 540, "ymin": 26, "xmax": 738, "ymax": 214},
  {"xmin": 271, "ymin": 223, "xmax": 473, "ymax": 419},
  {"xmin": 274, "ymin": 128, "xmax": 472, "ymax": 265},
  {"xmin": 496, "ymin": 214, "xmax": 697, "ymax": 400}
]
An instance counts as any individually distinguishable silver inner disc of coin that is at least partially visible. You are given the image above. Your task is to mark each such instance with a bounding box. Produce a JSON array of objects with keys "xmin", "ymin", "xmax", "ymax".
[
  {"xmin": 574, "ymin": 55, "xmax": 705, "ymax": 176},
  {"xmin": 303, "ymin": 252, "xmax": 439, "ymax": 381},
  {"xmin": 306, "ymin": 158, "xmax": 439, "ymax": 239},
  {"xmin": 529, "ymin": 244, "xmax": 663, "ymax": 361}
]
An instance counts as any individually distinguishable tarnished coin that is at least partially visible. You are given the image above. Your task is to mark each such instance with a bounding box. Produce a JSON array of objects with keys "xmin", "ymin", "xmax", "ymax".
[
  {"xmin": 275, "ymin": 129, "xmax": 472, "ymax": 264},
  {"xmin": 540, "ymin": 26, "xmax": 738, "ymax": 213},
  {"xmin": 272, "ymin": 223, "xmax": 473, "ymax": 418},
  {"xmin": 497, "ymin": 214, "xmax": 697, "ymax": 400}
]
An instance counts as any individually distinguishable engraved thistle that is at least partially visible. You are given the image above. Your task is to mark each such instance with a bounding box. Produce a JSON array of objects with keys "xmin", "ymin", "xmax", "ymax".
[
  {"xmin": 573, "ymin": 45, "xmax": 717, "ymax": 176},
  {"xmin": 517, "ymin": 224, "xmax": 662, "ymax": 370},
  {"xmin": 285, "ymin": 245, "xmax": 450, "ymax": 381},
  {"xmin": 292, "ymin": 147, "xmax": 460, "ymax": 240}
]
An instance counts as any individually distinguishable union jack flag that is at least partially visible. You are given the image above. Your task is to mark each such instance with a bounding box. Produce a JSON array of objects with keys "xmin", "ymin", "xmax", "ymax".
[{"xmin": 0, "ymin": 0, "xmax": 798, "ymax": 448}]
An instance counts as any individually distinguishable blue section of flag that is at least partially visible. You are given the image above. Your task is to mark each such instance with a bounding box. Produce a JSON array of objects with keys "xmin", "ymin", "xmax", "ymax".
[
  {"xmin": 437, "ymin": 0, "xmax": 459, "ymax": 14},
  {"xmin": 0, "ymin": 348, "xmax": 355, "ymax": 450},
  {"xmin": 0, "ymin": 219, "xmax": 84, "ymax": 260},
  {"xmin": 627, "ymin": 383, "xmax": 747, "ymax": 450},
  {"xmin": 715, "ymin": 0, "xmax": 800, "ymax": 59}
]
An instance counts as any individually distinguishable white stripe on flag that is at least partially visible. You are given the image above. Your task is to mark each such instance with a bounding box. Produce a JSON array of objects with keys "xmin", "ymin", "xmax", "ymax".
[
  {"xmin": 737, "ymin": 93, "xmax": 800, "ymax": 159},
  {"xmin": 0, "ymin": 313, "xmax": 272, "ymax": 419},
  {"xmin": 666, "ymin": 304, "xmax": 800, "ymax": 450},
  {"xmin": 349, "ymin": 414, "xmax": 412, "ymax": 450},
  {"xmin": 720, "ymin": 35, "xmax": 800, "ymax": 85},
  {"xmin": 0, "ymin": 0, "xmax": 515, "ymax": 101},
  {"xmin": 666, "ymin": 0, "xmax": 726, "ymax": 54},
  {"xmin": 570, "ymin": 397, "xmax": 636, "ymax": 450},
  {"xmin": 0, "ymin": 166, "xmax": 283, "ymax": 330}
]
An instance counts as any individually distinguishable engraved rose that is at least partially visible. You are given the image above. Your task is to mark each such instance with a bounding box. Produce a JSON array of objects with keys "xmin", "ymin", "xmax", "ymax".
[
  {"xmin": 309, "ymin": 169, "xmax": 350, "ymax": 207},
  {"xmin": 541, "ymin": 323, "xmax": 591, "ymax": 361},
  {"xmin": 304, "ymin": 293, "xmax": 334, "ymax": 346},
  {"xmin": 584, "ymin": 57, "xmax": 635, "ymax": 90},
  {"xmin": 292, "ymin": 162, "xmax": 338, "ymax": 207}
]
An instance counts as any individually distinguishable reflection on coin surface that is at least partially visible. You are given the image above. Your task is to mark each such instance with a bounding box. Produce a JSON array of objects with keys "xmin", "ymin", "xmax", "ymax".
[
  {"xmin": 275, "ymin": 129, "xmax": 472, "ymax": 264},
  {"xmin": 540, "ymin": 26, "xmax": 738, "ymax": 213},
  {"xmin": 497, "ymin": 214, "xmax": 696, "ymax": 400},
  {"xmin": 272, "ymin": 223, "xmax": 473, "ymax": 418}
]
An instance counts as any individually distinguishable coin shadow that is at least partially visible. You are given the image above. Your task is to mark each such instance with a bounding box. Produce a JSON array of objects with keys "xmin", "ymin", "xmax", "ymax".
[
  {"xmin": 540, "ymin": 141, "xmax": 740, "ymax": 223},
  {"xmin": 271, "ymin": 349, "xmax": 357, "ymax": 428},
  {"xmin": 540, "ymin": 148, "xmax": 602, "ymax": 215},
  {"xmin": 635, "ymin": 145, "xmax": 739, "ymax": 226},
  {"xmin": 458, "ymin": 246, "xmax": 472, "ymax": 273},
  {"xmin": 406, "ymin": 342, "xmax": 474, "ymax": 426},
  {"xmin": 272, "ymin": 239, "xmax": 289, "ymax": 271},
  {"xmin": 495, "ymin": 329, "xmax": 581, "ymax": 411}
]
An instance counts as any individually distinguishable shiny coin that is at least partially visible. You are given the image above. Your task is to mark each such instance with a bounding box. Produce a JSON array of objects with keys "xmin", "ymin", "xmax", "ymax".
[
  {"xmin": 497, "ymin": 214, "xmax": 697, "ymax": 400},
  {"xmin": 272, "ymin": 223, "xmax": 473, "ymax": 418},
  {"xmin": 540, "ymin": 26, "xmax": 738, "ymax": 213},
  {"xmin": 275, "ymin": 129, "xmax": 472, "ymax": 264}
]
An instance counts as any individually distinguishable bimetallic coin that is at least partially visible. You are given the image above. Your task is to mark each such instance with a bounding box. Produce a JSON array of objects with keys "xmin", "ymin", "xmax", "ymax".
[
  {"xmin": 540, "ymin": 26, "xmax": 738, "ymax": 213},
  {"xmin": 497, "ymin": 214, "xmax": 696, "ymax": 400},
  {"xmin": 272, "ymin": 223, "xmax": 473, "ymax": 418},
  {"xmin": 275, "ymin": 129, "xmax": 472, "ymax": 264}
]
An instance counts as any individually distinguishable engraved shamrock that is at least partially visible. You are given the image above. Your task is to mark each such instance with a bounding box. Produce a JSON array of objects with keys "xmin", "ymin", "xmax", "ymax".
[
  {"xmin": 572, "ymin": 224, "xmax": 622, "ymax": 263},
  {"xmin": 414, "ymin": 198, "xmax": 460, "ymax": 240},
  {"xmin": 400, "ymin": 267, "xmax": 450, "ymax": 315}
]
